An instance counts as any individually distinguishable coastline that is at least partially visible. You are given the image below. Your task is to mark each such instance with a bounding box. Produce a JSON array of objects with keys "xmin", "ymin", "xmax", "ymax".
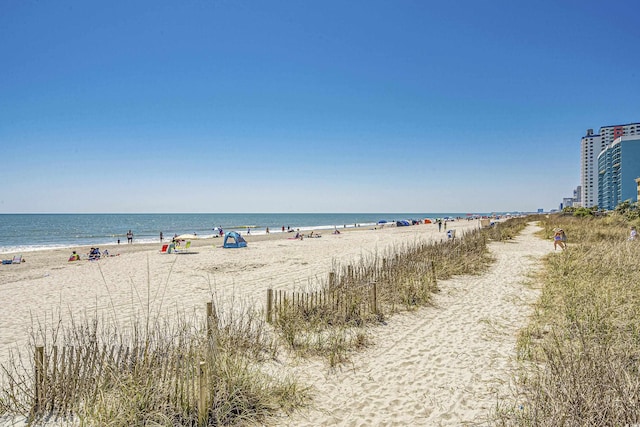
[{"xmin": 0, "ymin": 213, "xmax": 497, "ymax": 254}]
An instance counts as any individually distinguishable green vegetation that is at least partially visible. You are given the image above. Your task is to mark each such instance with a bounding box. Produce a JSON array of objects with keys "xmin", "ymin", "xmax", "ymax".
[{"xmin": 496, "ymin": 213, "xmax": 640, "ymax": 426}]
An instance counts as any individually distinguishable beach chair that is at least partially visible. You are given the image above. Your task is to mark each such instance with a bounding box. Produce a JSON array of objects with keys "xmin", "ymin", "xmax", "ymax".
[
  {"xmin": 174, "ymin": 241, "xmax": 191, "ymax": 253},
  {"xmin": 160, "ymin": 244, "xmax": 169, "ymax": 253},
  {"xmin": 12, "ymin": 255, "xmax": 22, "ymax": 264}
]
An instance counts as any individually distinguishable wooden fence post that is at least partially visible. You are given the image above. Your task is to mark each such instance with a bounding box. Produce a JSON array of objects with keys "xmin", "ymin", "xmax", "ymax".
[
  {"xmin": 372, "ymin": 282, "xmax": 378, "ymax": 314},
  {"xmin": 198, "ymin": 361, "xmax": 207, "ymax": 425},
  {"xmin": 266, "ymin": 289, "xmax": 273, "ymax": 323},
  {"xmin": 206, "ymin": 302, "xmax": 213, "ymax": 338},
  {"xmin": 34, "ymin": 346, "xmax": 45, "ymax": 413},
  {"xmin": 329, "ymin": 272, "xmax": 335, "ymax": 288},
  {"xmin": 431, "ymin": 261, "xmax": 437, "ymax": 287}
]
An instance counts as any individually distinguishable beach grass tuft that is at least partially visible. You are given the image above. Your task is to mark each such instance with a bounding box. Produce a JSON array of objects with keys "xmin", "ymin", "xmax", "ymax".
[{"xmin": 0, "ymin": 296, "xmax": 306, "ymax": 425}]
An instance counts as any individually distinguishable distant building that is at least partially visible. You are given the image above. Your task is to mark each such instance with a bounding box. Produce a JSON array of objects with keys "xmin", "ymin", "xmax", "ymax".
[
  {"xmin": 581, "ymin": 123, "xmax": 640, "ymax": 207},
  {"xmin": 573, "ymin": 185, "xmax": 581, "ymax": 204},
  {"xmin": 562, "ymin": 198, "xmax": 575, "ymax": 210},
  {"xmin": 597, "ymin": 136, "xmax": 640, "ymax": 210},
  {"xmin": 571, "ymin": 185, "xmax": 582, "ymax": 207}
]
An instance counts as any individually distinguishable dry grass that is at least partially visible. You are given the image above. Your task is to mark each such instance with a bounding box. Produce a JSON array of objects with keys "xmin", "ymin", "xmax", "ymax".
[
  {"xmin": 495, "ymin": 214, "xmax": 640, "ymax": 426},
  {"xmin": 0, "ymin": 282, "xmax": 306, "ymax": 426},
  {"xmin": 270, "ymin": 221, "xmax": 525, "ymax": 367}
]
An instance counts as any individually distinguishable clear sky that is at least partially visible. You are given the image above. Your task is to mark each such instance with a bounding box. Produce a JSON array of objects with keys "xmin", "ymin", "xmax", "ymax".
[{"xmin": 2, "ymin": 1, "xmax": 639, "ymax": 214}]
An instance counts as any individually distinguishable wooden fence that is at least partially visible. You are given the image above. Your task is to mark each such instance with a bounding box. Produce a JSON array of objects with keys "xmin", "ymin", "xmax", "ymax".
[
  {"xmin": 265, "ymin": 259, "xmax": 437, "ymax": 324},
  {"xmin": 30, "ymin": 303, "xmax": 219, "ymax": 424},
  {"xmin": 266, "ymin": 282, "xmax": 378, "ymax": 324}
]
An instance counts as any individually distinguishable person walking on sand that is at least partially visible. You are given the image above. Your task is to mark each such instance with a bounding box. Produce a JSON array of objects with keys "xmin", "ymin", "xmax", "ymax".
[
  {"xmin": 127, "ymin": 230, "xmax": 133, "ymax": 244},
  {"xmin": 438, "ymin": 220, "xmax": 442, "ymax": 232}
]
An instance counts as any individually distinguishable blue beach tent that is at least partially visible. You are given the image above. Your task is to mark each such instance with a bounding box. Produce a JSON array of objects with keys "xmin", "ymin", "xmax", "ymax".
[{"xmin": 223, "ymin": 231, "xmax": 247, "ymax": 248}]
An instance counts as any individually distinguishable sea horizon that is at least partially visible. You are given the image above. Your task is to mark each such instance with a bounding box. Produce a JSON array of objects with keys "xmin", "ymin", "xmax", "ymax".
[{"xmin": 0, "ymin": 212, "xmax": 515, "ymax": 254}]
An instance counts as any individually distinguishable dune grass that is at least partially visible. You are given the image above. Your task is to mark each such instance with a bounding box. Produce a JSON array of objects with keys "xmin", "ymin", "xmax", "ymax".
[
  {"xmin": 0, "ymin": 270, "xmax": 306, "ymax": 426},
  {"xmin": 270, "ymin": 220, "xmax": 526, "ymax": 367},
  {"xmin": 495, "ymin": 213, "xmax": 640, "ymax": 425}
]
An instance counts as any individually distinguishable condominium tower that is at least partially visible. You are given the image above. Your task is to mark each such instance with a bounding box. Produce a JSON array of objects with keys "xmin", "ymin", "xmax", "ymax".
[
  {"xmin": 580, "ymin": 122, "xmax": 640, "ymax": 207},
  {"xmin": 597, "ymin": 136, "xmax": 640, "ymax": 211}
]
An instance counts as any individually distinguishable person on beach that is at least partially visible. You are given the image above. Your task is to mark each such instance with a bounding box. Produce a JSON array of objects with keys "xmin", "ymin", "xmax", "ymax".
[
  {"xmin": 266, "ymin": 227, "xmax": 270, "ymax": 234},
  {"xmin": 127, "ymin": 230, "xmax": 133, "ymax": 244},
  {"xmin": 629, "ymin": 226, "xmax": 637, "ymax": 241},
  {"xmin": 438, "ymin": 220, "xmax": 442, "ymax": 232},
  {"xmin": 160, "ymin": 232, "xmax": 163, "ymax": 242},
  {"xmin": 88, "ymin": 248, "xmax": 101, "ymax": 260},
  {"xmin": 68, "ymin": 251, "xmax": 80, "ymax": 262},
  {"xmin": 553, "ymin": 229, "xmax": 565, "ymax": 250}
]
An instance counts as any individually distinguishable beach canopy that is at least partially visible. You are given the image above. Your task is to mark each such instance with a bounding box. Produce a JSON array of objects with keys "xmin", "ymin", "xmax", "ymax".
[{"xmin": 223, "ymin": 231, "xmax": 247, "ymax": 248}]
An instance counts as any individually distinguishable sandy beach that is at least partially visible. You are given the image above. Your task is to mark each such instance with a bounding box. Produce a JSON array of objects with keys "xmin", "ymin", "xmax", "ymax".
[{"xmin": 0, "ymin": 220, "xmax": 551, "ymax": 425}]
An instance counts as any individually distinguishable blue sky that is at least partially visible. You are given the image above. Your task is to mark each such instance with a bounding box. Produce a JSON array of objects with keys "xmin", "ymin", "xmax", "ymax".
[{"xmin": 2, "ymin": 0, "xmax": 639, "ymax": 213}]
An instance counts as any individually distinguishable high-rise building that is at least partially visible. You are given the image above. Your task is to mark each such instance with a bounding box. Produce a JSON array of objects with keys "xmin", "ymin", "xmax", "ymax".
[
  {"xmin": 597, "ymin": 135, "xmax": 640, "ymax": 211},
  {"xmin": 573, "ymin": 185, "xmax": 581, "ymax": 206},
  {"xmin": 581, "ymin": 123, "xmax": 640, "ymax": 207}
]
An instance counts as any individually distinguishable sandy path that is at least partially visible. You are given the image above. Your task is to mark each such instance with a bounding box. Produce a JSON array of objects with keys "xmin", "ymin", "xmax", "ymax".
[{"xmin": 278, "ymin": 223, "xmax": 550, "ymax": 426}]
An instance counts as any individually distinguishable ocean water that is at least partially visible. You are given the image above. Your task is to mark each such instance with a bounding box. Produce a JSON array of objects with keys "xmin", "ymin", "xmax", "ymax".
[{"xmin": 0, "ymin": 213, "xmax": 480, "ymax": 254}]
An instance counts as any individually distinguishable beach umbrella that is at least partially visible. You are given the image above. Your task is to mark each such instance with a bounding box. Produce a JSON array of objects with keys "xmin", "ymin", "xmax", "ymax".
[{"xmin": 174, "ymin": 234, "xmax": 199, "ymax": 240}]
